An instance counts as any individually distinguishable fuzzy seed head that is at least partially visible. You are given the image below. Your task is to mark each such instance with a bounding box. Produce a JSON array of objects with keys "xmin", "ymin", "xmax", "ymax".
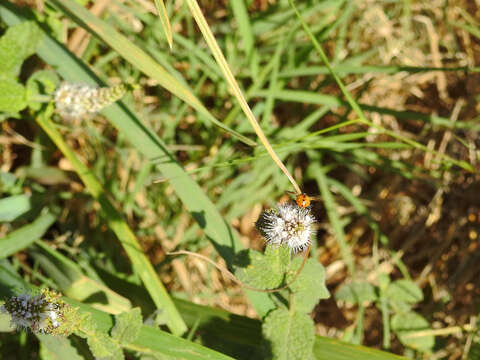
[
  {"xmin": 54, "ymin": 82, "xmax": 126, "ymax": 119},
  {"xmin": 1, "ymin": 289, "xmax": 78, "ymax": 336},
  {"xmin": 256, "ymin": 202, "xmax": 315, "ymax": 253}
]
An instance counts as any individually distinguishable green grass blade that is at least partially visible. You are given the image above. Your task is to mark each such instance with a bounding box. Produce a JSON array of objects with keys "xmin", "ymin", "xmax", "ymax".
[
  {"xmin": 34, "ymin": 109, "xmax": 187, "ymax": 336},
  {"xmin": 153, "ymin": 0, "xmax": 173, "ymax": 49},
  {"xmin": 313, "ymin": 336, "xmax": 406, "ymax": 360},
  {"xmin": 36, "ymin": 335, "xmax": 84, "ymax": 360},
  {"xmin": 310, "ymin": 163, "xmax": 355, "ymax": 274},
  {"xmin": 0, "ymin": 194, "xmax": 32, "ymax": 222},
  {"xmin": 0, "ymin": 211, "xmax": 56, "ymax": 258},
  {"xmin": 0, "ymin": 263, "xmax": 234, "ymax": 360},
  {"xmin": 278, "ymin": 64, "xmax": 480, "ymax": 77},
  {"xmin": 229, "ymin": 0, "xmax": 259, "ymax": 77},
  {"xmin": 47, "ymin": 0, "xmax": 255, "ymax": 147}
]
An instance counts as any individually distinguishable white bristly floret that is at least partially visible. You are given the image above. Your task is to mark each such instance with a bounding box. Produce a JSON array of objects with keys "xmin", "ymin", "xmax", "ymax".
[
  {"xmin": 256, "ymin": 203, "xmax": 315, "ymax": 253},
  {"xmin": 54, "ymin": 83, "xmax": 97, "ymax": 119}
]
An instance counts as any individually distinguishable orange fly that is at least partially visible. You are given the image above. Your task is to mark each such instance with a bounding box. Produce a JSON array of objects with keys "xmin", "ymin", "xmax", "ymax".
[{"xmin": 287, "ymin": 191, "xmax": 321, "ymax": 208}]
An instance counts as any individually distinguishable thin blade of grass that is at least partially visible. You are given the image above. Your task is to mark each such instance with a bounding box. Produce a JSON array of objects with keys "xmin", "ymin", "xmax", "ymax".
[
  {"xmin": 185, "ymin": 0, "xmax": 301, "ymax": 194},
  {"xmin": 229, "ymin": 0, "xmax": 259, "ymax": 77},
  {"xmin": 287, "ymin": 0, "xmax": 368, "ymax": 123},
  {"xmin": 310, "ymin": 163, "xmax": 355, "ymax": 275},
  {"xmin": 278, "ymin": 64, "xmax": 480, "ymax": 77},
  {"xmin": 153, "ymin": 0, "xmax": 173, "ymax": 49},
  {"xmin": 35, "ymin": 108, "xmax": 187, "ymax": 335},
  {"xmin": 36, "ymin": 335, "xmax": 84, "ymax": 360},
  {"xmin": 47, "ymin": 0, "xmax": 255, "ymax": 147},
  {"xmin": 0, "ymin": 211, "xmax": 56, "ymax": 258},
  {"xmin": 0, "ymin": 194, "xmax": 31, "ymax": 222}
]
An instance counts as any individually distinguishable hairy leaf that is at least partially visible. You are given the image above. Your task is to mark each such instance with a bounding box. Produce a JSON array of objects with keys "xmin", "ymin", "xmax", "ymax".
[
  {"xmin": 0, "ymin": 194, "xmax": 31, "ymax": 222},
  {"xmin": 235, "ymin": 245, "xmax": 290, "ymax": 289},
  {"xmin": 262, "ymin": 307, "xmax": 315, "ymax": 360},
  {"xmin": 287, "ymin": 258, "xmax": 330, "ymax": 313},
  {"xmin": 391, "ymin": 312, "xmax": 434, "ymax": 352},
  {"xmin": 386, "ymin": 280, "xmax": 423, "ymax": 303},
  {"xmin": 0, "ymin": 77, "xmax": 27, "ymax": 114},
  {"xmin": 335, "ymin": 281, "xmax": 378, "ymax": 305},
  {"xmin": 386, "ymin": 280, "xmax": 423, "ymax": 313},
  {"xmin": 26, "ymin": 70, "xmax": 59, "ymax": 111},
  {"xmin": 0, "ymin": 21, "xmax": 42, "ymax": 76},
  {"xmin": 111, "ymin": 307, "xmax": 143, "ymax": 345},
  {"xmin": 87, "ymin": 332, "xmax": 124, "ymax": 359}
]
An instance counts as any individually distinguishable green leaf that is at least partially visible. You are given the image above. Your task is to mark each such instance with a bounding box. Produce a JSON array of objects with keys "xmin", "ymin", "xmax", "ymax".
[
  {"xmin": 15, "ymin": 166, "xmax": 71, "ymax": 185},
  {"xmin": 37, "ymin": 335, "xmax": 84, "ymax": 360},
  {"xmin": 87, "ymin": 331, "xmax": 124, "ymax": 359},
  {"xmin": 386, "ymin": 280, "xmax": 423, "ymax": 313},
  {"xmin": 287, "ymin": 258, "xmax": 330, "ymax": 313},
  {"xmin": 26, "ymin": 70, "xmax": 59, "ymax": 111},
  {"xmin": 335, "ymin": 281, "xmax": 378, "ymax": 304},
  {"xmin": 111, "ymin": 308, "xmax": 143, "ymax": 345},
  {"xmin": 262, "ymin": 307, "xmax": 315, "ymax": 360},
  {"xmin": 386, "ymin": 280, "xmax": 423, "ymax": 303},
  {"xmin": 0, "ymin": 194, "xmax": 31, "ymax": 222},
  {"xmin": 391, "ymin": 312, "xmax": 434, "ymax": 352},
  {"xmin": 0, "ymin": 77, "xmax": 27, "ymax": 114},
  {"xmin": 0, "ymin": 21, "xmax": 42, "ymax": 76},
  {"xmin": 0, "ymin": 310, "xmax": 14, "ymax": 331},
  {"xmin": 312, "ymin": 163, "xmax": 355, "ymax": 274},
  {"xmin": 235, "ymin": 244, "xmax": 290, "ymax": 289},
  {"xmin": 153, "ymin": 0, "xmax": 173, "ymax": 49},
  {"xmin": 0, "ymin": 170, "xmax": 18, "ymax": 193},
  {"xmin": 0, "ymin": 211, "xmax": 56, "ymax": 258}
]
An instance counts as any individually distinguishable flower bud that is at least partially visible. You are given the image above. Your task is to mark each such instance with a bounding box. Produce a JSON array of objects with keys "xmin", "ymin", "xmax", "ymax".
[
  {"xmin": 1, "ymin": 289, "xmax": 79, "ymax": 336},
  {"xmin": 54, "ymin": 82, "xmax": 127, "ymax": 119},
  {"xmin": 256, "ymin": 203, "xmax": 315, "ymax": 253}
]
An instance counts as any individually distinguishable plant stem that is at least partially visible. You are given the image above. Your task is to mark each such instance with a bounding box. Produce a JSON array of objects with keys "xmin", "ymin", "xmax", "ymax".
[{"xmin": 185, "ymin": 0, "xmax": 301, "ymax": 195}]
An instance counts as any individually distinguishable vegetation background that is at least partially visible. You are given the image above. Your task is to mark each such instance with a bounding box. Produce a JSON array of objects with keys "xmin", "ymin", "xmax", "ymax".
[{"xmin": 0, "ymin": 0, "xmax": 479, "ymax": 359}]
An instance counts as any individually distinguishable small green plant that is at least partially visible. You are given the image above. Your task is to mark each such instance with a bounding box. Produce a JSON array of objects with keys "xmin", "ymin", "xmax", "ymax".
[
  {"xmin": 235, "ymin": 244, "xmax": 330, "ymax": 360},
  {"xmin": 336, "ymin": 276, "xmax": 434, "ymax": 353}
]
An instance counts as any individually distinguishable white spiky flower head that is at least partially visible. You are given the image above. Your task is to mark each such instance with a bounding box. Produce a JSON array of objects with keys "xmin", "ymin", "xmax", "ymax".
[
  {"xmin": 54, "ymin": 82, "xmax": 127, "ymax": 119},
  {"xmin": 255, "ymin": 202, "xmax": 315, "ymax": 253},
  {"xmin": 0, "ymin": 289, "xmax": 78, "ymax": 336}
]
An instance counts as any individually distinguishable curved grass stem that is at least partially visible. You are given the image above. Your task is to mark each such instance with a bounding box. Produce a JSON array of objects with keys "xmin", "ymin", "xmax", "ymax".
[{"xmin": 185, "ymin": 0, "xmax": 301, "ymax": 195}]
